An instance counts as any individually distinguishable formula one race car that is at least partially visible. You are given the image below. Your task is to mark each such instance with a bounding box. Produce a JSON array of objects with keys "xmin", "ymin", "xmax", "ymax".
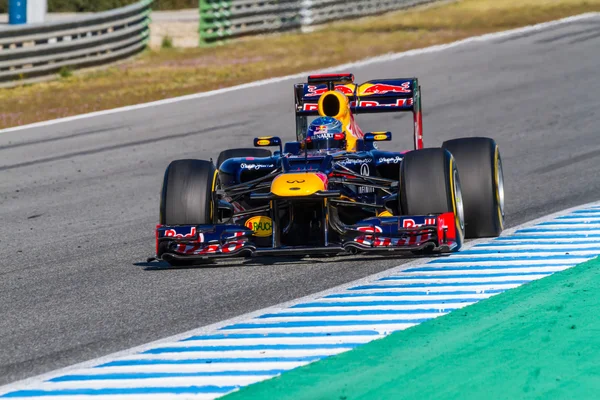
[{"xmin": 154, "ymin": 73, "xmax": 505, "ymax": 265}]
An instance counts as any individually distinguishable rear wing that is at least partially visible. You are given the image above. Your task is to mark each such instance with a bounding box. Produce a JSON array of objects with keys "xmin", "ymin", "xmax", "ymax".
[{"xmin": 294, "ymin": 73, "xmax": 423, "ymax": 149}]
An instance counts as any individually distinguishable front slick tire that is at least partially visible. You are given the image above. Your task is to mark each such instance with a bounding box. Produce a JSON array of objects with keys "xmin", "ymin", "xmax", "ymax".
[
  {"xmin": 159, "ymin": 159, "xmax": 217, "ymax": 265},
  {"xmin": 442, "ymin": 137, "xmax": 504, "ymax": 238},
  {"xmin": 400, "ymin": 148, "xmax": 464, "ymax": 252}
]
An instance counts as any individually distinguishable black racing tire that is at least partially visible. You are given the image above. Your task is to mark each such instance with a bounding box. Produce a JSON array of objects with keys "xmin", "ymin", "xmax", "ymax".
[
  {"xmin": 442, "ymin": 137, "xmax": 504, "ymax": 238},
  {"xmin": 399, "ymin": 148, "xmax": 465, "ymax": 250},
  {"xmin": 216, "ymin": 148, "xmax": 272, "ymax": 168},
  {"xmin": 160, "ymin": 159, "xmax": 216, "ymax": 226}
]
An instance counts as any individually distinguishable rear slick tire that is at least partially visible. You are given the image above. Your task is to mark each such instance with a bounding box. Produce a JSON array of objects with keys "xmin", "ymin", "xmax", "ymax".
[{"xmin": 442, "ymin": 137, "xmax": 504, "ymax": 238}]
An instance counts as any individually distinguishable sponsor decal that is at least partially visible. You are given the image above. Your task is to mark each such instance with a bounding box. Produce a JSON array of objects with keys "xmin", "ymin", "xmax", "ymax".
[
  {"xmin": 360, "ymin": 163, "xmax": 370, "ymax": 176},
  {"xmin": 402, "ymin": 218, "xmax": 436, "ymax": 228},
  {"xmin": 256, "ymin": 139, "xmax": 270, "ymax": 146},
  {"xmin": 360, "ymin": 82, "xmax": 411, "ymax": 95},
  {"xmin": 359, "ymin": 163, "xmax": 374, "ymax": 194},
  {"xmin": 303, "ymin": 103, "xmax": 318, "ymax": 111},
  {"xmin": 357, "ymin": 225, "xmax": 383, "ymax": 233},
  {"xmin": 245, "ymin": 216, "xmax": 273, "ymax": 237},
  {"xmin": 313, "ymin": 132, "xmax": 334, "ymax": 139},
  {"xmin": 350, "ymin": 98, "xmax": 413, "ymax": 108},
  {"xmin": 304, "ymin": 84, "xmax": 354, "ymax": 97},
  {"xmin": 165, "ymin": 227, "xmax": 196, "ymax": 238},
  {"xmin": 338, "ymin": 158, "xmax": 373, "ymax": 165},
  {"xmin": 286, "ymin": 179, "xmax": 305, "ymax": 184},
  {"xmin": 165, "ymin": 227, "xmax": 204, "ymax": 242},
  {"xmin": 373, "ymin": 134, "xmax": 388, "ymax": 141},
  {"xmin": 240, "ymin": 163, "xmax": 275, "ymax": 170},
  {"xmin": 378, "ymin": 156, "xmax": 403, "ymax": 164}
]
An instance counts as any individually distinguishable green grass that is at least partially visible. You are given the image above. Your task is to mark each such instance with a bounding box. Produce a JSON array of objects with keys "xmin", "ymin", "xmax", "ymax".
[{"xmin": 0, "ymin": 0, "xmax": 599, "ymax": 129}]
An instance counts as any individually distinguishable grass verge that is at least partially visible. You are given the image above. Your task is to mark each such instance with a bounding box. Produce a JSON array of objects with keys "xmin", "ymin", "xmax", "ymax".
[{"xmin": 0, "ymin": 0, "xmax": 599, "ymax": 129}]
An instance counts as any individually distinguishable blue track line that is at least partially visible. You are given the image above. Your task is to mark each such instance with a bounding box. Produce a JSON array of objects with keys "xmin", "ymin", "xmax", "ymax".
[
  {"xmin": 50, "ymin": 370, "xmax": 286, "ymax": 382},
  {"xmin": 291, "ymin": 299, "xmax": 480, "ymax": 308},
  {"xmin": 182, "ymin": 331, "xmax": 380, "ymax": 341},
  {"xmin": 1, "ymin": 386, "xmax": 238, "ymax": 397},
  {"xmin": 221, "ymin": 319, "xmax": 430, "ymax": 330},
  {"xmin": 143, "ymin": 343, "xmax": 363, "ymax": 354},
  {"xmin": 98, "ymin": 356, "xmax": 325, "ymax": 367},
  {"xmin": 325, "ymin": 289, "xmax": 507, "ymax": 298}
]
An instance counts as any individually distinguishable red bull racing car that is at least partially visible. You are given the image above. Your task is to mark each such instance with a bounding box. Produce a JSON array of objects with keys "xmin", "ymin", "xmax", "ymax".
[{"xmin": 153, "ymin": 73, "xmax": 505, "ymax": 265}]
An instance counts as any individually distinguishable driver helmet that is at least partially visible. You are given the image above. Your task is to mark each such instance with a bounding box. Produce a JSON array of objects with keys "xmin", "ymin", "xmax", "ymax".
[{"xmin": 305, "ymin": 116, "xmax": 346, "ymax": 151}]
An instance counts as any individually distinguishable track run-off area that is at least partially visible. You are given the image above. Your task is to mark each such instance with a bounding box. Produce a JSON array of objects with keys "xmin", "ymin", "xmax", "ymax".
[{"xmin": 1, "ymin": 11, "xmax": 600, "ymax": 397}]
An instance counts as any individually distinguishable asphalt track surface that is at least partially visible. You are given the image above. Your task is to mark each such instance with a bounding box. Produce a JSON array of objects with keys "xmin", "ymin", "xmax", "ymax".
[{"xmin": 1, "ymin": 16, "xmax": 599, "ymax": 385}]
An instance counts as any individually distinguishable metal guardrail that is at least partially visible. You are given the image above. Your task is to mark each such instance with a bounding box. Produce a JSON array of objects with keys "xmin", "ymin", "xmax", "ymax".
[
  {"xmin": 0, "ymin": 0, "xmax": 152, "ymax": 86},
  {"xmin": 199, "ymin": 0, "xmax": 436, "ymax": 44}
]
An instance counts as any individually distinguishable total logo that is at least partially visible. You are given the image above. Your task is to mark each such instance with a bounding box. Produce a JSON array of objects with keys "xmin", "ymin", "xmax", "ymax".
[
  {"xmin": 357, "ymin": 225, "xmax": 383, "ymax": 233},
  {"xmin": 245, "ymin": 216, "xmax": 273, "ymax": 237},
  {"xmin": 402, "ymin": 218, "xmax": 436, "ymax": 228}
]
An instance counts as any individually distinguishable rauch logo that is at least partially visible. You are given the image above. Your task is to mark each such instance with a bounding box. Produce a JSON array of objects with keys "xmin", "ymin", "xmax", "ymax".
[{"xmin": 245, "ymin": 216, "xmax": 273, "ymax": 237}]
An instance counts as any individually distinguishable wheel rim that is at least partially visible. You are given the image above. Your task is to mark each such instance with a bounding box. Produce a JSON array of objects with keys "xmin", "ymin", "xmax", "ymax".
[
  {"xmin": 453, "ymin": 168, "xmax": 465, "ymax": 232},
  {"xmin": 496, "ymin": 152, "xmax": 505, "ymax": 218}
]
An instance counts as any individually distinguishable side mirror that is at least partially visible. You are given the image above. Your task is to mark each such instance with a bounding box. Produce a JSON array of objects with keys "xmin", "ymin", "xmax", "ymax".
[
  {"xmin": 364, "ymin": 132, "xmax": 392, "ymax": 142},
  {"xmin": 254, "ymin": 136, "xmax": 282, "ymax": 153}
]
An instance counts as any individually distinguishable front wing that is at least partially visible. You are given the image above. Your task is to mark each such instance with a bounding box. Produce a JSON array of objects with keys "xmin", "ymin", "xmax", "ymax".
[{"xmin": 154, "ymin": 213, "xmax": 461, "ymax": 262}]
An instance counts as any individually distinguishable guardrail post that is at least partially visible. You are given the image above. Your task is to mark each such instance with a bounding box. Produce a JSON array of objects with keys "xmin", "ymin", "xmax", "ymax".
[
  {"xmin": 199, "ymin": 0, "xmax": 230, "ymax": 46},
  {"xmin": 27, "ymin": 0, "xmax": 47, "ymax": 24},
  {"xmin": 8, "ymin": 0, "xmax": 27, "ymax": 25},
  {"xmin": 300, "ymin": 0, "xmax": 314, "ymax": 33}
]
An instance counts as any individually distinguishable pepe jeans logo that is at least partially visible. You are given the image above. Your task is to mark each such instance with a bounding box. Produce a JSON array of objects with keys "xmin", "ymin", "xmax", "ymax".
[{"xmin": 378, "ymin": 156, "xmax": 403, "ymax": 164}]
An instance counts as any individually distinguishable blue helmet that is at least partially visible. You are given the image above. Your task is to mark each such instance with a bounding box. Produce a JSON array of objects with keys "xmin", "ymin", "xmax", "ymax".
[{"xmin": 306, "ymin": 116, "xmax": 346, "ymax": 151}]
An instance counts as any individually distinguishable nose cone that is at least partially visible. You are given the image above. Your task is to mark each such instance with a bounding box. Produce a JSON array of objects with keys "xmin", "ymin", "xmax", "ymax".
[{"xmin": 271, "ymin": 173, "xmax": 328, "ymax": 197}]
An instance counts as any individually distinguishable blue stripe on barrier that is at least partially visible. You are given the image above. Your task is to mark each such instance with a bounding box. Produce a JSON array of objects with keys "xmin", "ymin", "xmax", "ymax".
[
  {"xmin": 50, "ymin": 370, "xmax": 286, "ymax": 382},
  {"xmin": 143, "ymin": 343, "xmax": 363, "ymax": 354},
  {"xmin": 1, "ymin": 386, "xmax": 238, "ymax": 397},
  {"xmin": 98, "ymin": 356, "xmax": 325, "ymax": 367}
]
